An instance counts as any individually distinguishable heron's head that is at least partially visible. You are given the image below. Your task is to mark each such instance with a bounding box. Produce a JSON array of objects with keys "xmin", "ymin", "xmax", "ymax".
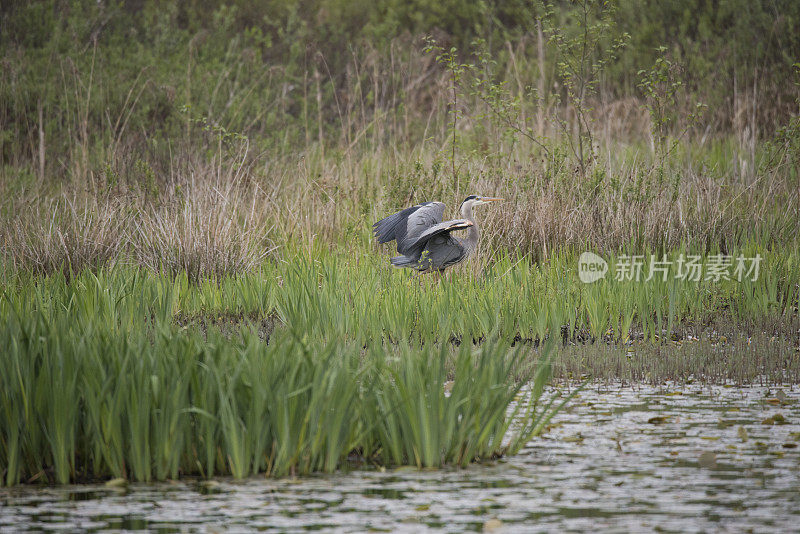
[{"xmin": 459, "ymin": 195, "xmax": 502, "ymax": 215}]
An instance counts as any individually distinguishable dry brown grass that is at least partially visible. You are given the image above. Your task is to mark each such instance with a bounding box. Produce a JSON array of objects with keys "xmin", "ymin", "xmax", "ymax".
[
  {"xmin": 1, "ymin": 35, "xmax": 797, "ymax": 278},
  {"xmin": 132, "ymin": 189, "xmax": 271, "ymax": 282},
  {"xmin": 1, "ymin": 148, "xmax": 277, "ymax": 280},
  {"xmin": 131, "ymin": 154, "xmax": 276, "ymax": 282},
  {"xmin": 3, "ymin": 134, "xmax": 796, "ymax": 279},
  {"xmin": 375, "ymin": 146, "xmax": 799, "ymax": 260},
  {"xmin": 3, "ymin": 195, "xmax": 126, "ymax": 277}
]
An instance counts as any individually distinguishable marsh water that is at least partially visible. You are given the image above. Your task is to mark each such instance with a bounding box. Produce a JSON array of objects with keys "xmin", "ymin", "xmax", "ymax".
[{"xmin": 2, "ymin": 383, "xmax": 799, "ymax": 533}]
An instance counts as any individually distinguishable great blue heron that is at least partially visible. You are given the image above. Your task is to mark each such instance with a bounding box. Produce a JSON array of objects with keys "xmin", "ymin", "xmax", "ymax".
[{"xmin": 373, "ymin": 195, "xmax": 502, "ymax": 273}]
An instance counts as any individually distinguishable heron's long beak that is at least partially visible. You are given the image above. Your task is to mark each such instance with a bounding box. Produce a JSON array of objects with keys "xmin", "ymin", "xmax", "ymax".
[{"xmin": 481, "ymin": 197, "xmax": 503, "ymax": 202}]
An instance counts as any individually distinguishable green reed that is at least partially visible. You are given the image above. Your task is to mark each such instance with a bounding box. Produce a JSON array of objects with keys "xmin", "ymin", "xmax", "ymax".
[
  {"xmin": 0, "ymin": 265, "xmax": 570, "ymax": 485},
  {"xmin": 0, "ymin": 244, "xmax": 797, "ymax": 485}
]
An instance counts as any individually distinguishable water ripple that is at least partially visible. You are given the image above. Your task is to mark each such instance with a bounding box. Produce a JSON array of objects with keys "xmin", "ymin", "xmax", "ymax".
[{"xmin": 1, "ymin": 384, "xmax": 798, "ymax": 532}]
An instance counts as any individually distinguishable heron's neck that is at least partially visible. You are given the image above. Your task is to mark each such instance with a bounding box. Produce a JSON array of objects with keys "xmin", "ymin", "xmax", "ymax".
[{"xmin": 460, "ymin": 203, "xmax": 480, "ymax": 251}]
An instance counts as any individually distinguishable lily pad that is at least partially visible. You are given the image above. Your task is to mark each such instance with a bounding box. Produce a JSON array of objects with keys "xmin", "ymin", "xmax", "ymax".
[
  {"xmin": 762, "ymin": 413, "xmax": 788, "ymax": 425},
  {"xmin": 648, "ymin": 416, "xmax": 670, "ymax": 424},
  {"xmin": 698, "ymin": 451, "xmax": 717, "ymax": 468},
  {"xmin": 737, "ymin": 426, "xmax": 749, "ymax": 442},
  {"xmin": 483, "ymin": 518, "xmax": 503, "ymax": 532}
]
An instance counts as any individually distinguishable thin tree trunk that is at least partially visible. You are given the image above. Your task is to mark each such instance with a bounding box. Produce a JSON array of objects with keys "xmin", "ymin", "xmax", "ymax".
[
  {"xmin": 38, "ymin": 99, "xmax": 45, "ymax": 183},
  {"xmin": 537, "ymin": 20, "xmax": 546, "ymax": 138},
  {"xmin": 315, "ymin": 67, "xmax": 324, "ymax": 158}
]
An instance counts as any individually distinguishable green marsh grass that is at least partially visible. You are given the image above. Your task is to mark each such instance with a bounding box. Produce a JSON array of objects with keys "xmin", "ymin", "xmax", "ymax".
[
  {"xmin": 0, "ymin": 246, "xmax": 797, "ymax": 485},
  {"xmin": 3, "ymin": 0, "xmax": 799, "ymax": 490},
  {"xmin": 0, "ymin": 265, "xmax": 575, "ymax": 485},
  {"xmin": 169, "ymin": 247, "xmax": 797, "ymax": 345}
]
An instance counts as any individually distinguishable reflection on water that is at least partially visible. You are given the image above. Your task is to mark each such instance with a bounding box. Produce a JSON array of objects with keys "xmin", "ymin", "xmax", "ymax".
[{"xmin": 2, "ymin": 384, "xmax": 799, "ymax": 532}]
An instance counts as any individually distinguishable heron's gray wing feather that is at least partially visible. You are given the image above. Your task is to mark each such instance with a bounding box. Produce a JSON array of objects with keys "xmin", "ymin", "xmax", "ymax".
[
  {"xmin": 397, "ymin": 202, "xmax": 446, "ymax": 253},
  {"xmin": 404, "ymin": 218, "xmax": 472, "ymax": 253},
  {"xmin": 373, "ymin": 201, "xmax": 445, "ymax": 250},
  {"xmin": 373, "ymin": 205, "xmax": 419, "ymax": 244},
  {"xmin": 424, "ymin": 235, "xmax": 467, "ymax": 270}
]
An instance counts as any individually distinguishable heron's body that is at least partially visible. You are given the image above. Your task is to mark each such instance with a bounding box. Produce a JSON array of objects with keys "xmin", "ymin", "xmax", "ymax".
[{"xmin": 373, "ymin": 196, "xmax": 500, "ymax": 272}]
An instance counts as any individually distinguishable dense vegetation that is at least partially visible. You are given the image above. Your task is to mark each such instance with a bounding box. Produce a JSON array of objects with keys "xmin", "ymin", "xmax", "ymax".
[
  {"xmin": 1, "ymin": 266, "xmax": 582, "ymax": 485},
  {"xmin": 1, "ymin": 0, "xmax": 799, "ymax": 485},
  {"xmin": 3, "ymin": 251, "xmax": 798, "ymax": 485},
  {"xmin": 2, "ymin": 0, "xmax": 799, "ymax": 263}
]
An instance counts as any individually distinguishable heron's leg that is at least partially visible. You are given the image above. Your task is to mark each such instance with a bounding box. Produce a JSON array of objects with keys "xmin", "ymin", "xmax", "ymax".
[
  {"xmin": 417, "ymin": 268, "xmax": 432, "ymax": 287},
  {"xmin": 418, "ymin": 269, "xmax": 440, "ymax": 288}
]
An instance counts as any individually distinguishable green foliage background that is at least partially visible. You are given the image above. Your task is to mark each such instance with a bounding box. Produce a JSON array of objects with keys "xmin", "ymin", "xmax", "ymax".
[
  {"xmin": 2, "ymin": 1, "xmax": 800, "ymax": 485},
  {"xmin": 2, "ymin": 0, "xmax": 798, "ymax": 178}
]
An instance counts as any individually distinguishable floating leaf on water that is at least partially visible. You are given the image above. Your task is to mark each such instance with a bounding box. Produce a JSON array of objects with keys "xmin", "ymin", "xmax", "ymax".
[
  {"xmin": 198, "ymin": 480, "xmax": 222, "ymax": 494},
  {"xmin": 664, "ymin": 391, "xmax": 683, "ymax": 396},
  {"xmin": 415, "ymin": 504, "xmax": 430, "ymax": 511},
  {"xmin": 393, "ymin": 466, "xmax": 418, "ymax": 473},
  {"xmin": 700, "ymin": 436, "xmax": 720, "ymax": 441},
  {"xmin": 737, "ymin": 426, "xmax": 749, "ymax": 442},
  {"xmin": 648, "ymin": 416, "xmax": 670, "ymax": 424},
  {"xmin": 782, "ymin": 443, "xmax": 798, "ymax": 449},
  {"xmin": 104, "ymin": 478, "xmax": 128, "ymax": 488},
  {"xmin": 761, "ymin": 413, "xmax": 787, "ymax": 425},
  {"xmin": 765, "ymin": 398, "xmax": 781, "ymax": 406},
  {"xmin": 483, "ymin": 518, "xmax": 504, "ymax": 532},
  {"xmin": 698, "ymin": 451, "xmax": 717, "ymax": 468}
]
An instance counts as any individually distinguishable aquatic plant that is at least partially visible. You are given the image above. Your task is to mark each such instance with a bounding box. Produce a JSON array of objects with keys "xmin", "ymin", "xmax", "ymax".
[
  {"xmin": 1, "ymin": 246, "xmax": 797, "ymax": 485},
  {"xmin": 0, "ymin": 268, "xmax": 573, "ymax": 485}
]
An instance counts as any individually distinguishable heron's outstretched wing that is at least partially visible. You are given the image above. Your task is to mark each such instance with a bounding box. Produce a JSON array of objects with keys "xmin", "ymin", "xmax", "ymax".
[
  {"xmin": 403, "ymin": 219, "xmax": 472, "ymax": 253},
  {"xmin": 373, "ymin": 201, "xmax": 446, "ymax": 254},
  {"xmin": 393, "ymin": 219, "xmax": 471, "ymax": 271},
  {"xmin": 419, "ymin": 234, "xmax": 468, "ymax": 271}
]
